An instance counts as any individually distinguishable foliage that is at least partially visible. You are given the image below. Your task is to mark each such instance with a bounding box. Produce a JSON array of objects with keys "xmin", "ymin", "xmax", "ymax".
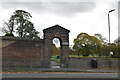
[
  {"xmin": 51, "ymin": 43, "xmax": 60, "ymax": 63},
  {"xmin": 13, "ymin": 10, "xmax": 32, "ymax": 37},
  {"xmin": 2, "ymin": 18, "xmax": 15, "ymax": 36},
  {"xmin": 72, "ymin": 33, "xmax": 119, "ymax": 58},
  {"xmin": 51, "ymin": 55, "xmax": 60, "ymax": 63},
  {"xmin": 114, "ymin": 37, "xmax": 120, "ymax": 58},
  {"xmin": 73, "ymin": 33, "xmax": 103, "ymax": 56},
  {"xmin": 2, "ymin": 10, "xmax": 40, "ymax": 39},
  {"xmin": 16, "ymin": 20, "xmax": 40, "ymax": 39},
  {"xmin": 51, "ymin": 43, "xmax": 60, "ymax": 56},
  {"xmin": 109, "ymin": 43, "xmax": 119, "ymax": 58},
  {"xmin": 4, "ymin": 33, "xmax": 14, "ymax": 37},
  {"xmin": 114, "ymin": 37, "xmax": 120, "ymax": 44},
  {"xmin": 94, "ymin": 33, "xmax": 108, "ymax": 45}
]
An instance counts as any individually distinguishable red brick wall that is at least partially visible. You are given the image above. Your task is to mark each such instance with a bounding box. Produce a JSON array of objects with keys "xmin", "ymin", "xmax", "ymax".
[{"xmin": 2, "ymin": 37, "xmax": 44, "ymax": 69}]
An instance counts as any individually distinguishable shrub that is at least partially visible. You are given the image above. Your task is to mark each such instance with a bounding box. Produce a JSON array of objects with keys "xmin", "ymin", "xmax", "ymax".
[{"xmin": 5, "ymin": 33, "xmax": 14, "ymax": 37}]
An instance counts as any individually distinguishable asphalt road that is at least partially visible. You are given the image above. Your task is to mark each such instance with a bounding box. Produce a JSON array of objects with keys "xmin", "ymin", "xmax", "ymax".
[
  {"xmin": 2, "ymin": 78, "xmax": 120, "ymax": 80},
  {"xmin": 2, "ymin": 73, "xmax": 119, "ymax": 78}
]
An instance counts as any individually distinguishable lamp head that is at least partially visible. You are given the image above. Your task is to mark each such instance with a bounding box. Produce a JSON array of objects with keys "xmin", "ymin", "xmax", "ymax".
[{"xmin": 109, "ymin": 9, "xmax": 115, "ymax": 13}]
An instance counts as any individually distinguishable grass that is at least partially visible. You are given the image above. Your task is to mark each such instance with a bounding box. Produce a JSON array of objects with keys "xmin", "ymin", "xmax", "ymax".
[
  {"xmin": 69, "ymin": 54, "xmax": 119, "ymax": 59},
  {"xmin": 51, "ymin": 55, "xmax": 60, "ymax": 63},
  {"xmin": 69, "ymin": 55, "xmax": 83, "ymax": 58},
  {"xmin": 52, "ymin": 55, "xmax": 119, "ymax": 61}
]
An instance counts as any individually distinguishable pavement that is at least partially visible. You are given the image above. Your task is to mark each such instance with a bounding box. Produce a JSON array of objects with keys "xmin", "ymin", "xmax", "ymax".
[
  {"xmin": 2, "ymin": 61, "xmax": 119, "ymax": 79},
  {"xmin": 27, "ymin": 68, "xmax": 119, "ymax": 73},
  {"xmin": 1, "ymin": 61, "xmax": 119, "ymax": 80},
  {"xmin": 51, "ymin": 61, "xmax": 60, "ymax": 68},
  {"xmin": 50, "ymin": 61, "xmax": 119, "ymax": 73},
  {"xmin": 2, "ymin": 68, "xmax": 119, "ymax": 79}
]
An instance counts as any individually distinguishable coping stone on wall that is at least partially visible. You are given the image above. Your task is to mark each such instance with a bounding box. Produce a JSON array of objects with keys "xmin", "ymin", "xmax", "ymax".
[{"xmin": 0, "ymin": 36, "xmax": 44, "ymax": 42}]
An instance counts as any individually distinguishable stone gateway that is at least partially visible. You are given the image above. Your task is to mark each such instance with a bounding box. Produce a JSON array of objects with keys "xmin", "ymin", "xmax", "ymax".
[{"xmin": 1, "ymin": 24, "xmax": 70, "ymax": 70}]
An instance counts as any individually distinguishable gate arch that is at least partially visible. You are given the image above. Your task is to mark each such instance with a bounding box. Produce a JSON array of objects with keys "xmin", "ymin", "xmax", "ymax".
[{"xmin": 43, "ymin": 24, "xmax": 70, "ymax": 68}]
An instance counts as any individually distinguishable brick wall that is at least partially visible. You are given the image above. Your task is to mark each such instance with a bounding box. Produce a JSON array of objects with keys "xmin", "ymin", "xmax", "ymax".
[
  {"xmin": 68, "ymin": 57, "xmax": 119, "ymax": 69},
  {"xmin": 1, "ymin": 36, "xmax": 44, "ymax": 70}
]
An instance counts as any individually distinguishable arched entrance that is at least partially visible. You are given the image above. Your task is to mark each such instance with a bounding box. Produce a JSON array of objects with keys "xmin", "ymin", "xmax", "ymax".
[
  {"xmin": 43, "ymin": 24, "xmax": 70, "ymax": 68},
  {"xmin": 51, "ymin": 38, "xmax": 61, "ymax": 68}
]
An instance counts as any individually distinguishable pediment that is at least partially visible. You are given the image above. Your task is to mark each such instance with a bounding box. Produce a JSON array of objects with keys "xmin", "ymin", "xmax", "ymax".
[{"xmin": 43, "ymin": 24, "xmax": 70, "ymax": 34}]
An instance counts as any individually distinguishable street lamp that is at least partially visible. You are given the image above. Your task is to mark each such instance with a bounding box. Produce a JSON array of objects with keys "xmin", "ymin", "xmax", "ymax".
[
  {"xmin": 108, "ymin": 9, "xmax": 115, "ymax": 44},
  {"xmin": 107, "ymin": 9, "xmax": 115, "ymax": 58}
]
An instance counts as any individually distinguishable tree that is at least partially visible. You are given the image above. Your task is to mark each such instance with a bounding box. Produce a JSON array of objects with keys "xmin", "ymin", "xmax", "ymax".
[
  {"xmin": 2, "ymin": 16, "xmax": 15, "ymax": 36},
  {"xmin": 94, "ymin": 33, "xmax": 108, "ymax": 45},
  {"xmin": 109, "ymin": 43, "xmax": 119, "ymax": 58},
  {"xmin": 12, "ymin": 10, "xmax": 32, "ymax": 37},
  {"xmin": 3, "ymin": 10, "xmax": 40, "ymax": 39},
  {"xmin": 114, "ymin": 37, "xmax": 120, "ymax": 45},
  {"xmin": 73, "ymin": 33, "xmax": 103, "ymax": 56},
  {"xmin": 52, "ymin": 43, "xmax": 60, "ymax": 56},
  {"xmin": 16, "ymin": 20, "xmax": 40, "ymax": 39},
  {"xmin": 113, "ymin": 37, "xmax": 120, "ymax": 58},
  {"xmin": 94, "ymin": 33, "xmax": 109, "ymax": 57}
]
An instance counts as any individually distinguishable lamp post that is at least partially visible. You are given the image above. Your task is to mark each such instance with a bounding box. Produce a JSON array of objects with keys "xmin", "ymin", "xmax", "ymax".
[
  {"xmin": 108, "ymin": 9, "xmax": 115, "ymax": 44},
  {"xmin": 107, "ymin": 9, "xmax": 115, "ymax": 58}
]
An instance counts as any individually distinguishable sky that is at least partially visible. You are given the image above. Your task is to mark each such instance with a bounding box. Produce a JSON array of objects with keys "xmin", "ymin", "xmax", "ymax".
[{"xmin": 0, "ymin": 0, "xmax": 119, "ymax": 46}]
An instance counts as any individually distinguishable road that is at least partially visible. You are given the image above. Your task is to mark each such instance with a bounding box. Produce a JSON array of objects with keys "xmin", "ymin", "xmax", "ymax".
[
  {"xmin": 2, "ymin": 73, "xmax": 118, "ymax": 78},
  {"xmin": 2, "ymin": 78, "xmax": 120, "ymax": 80}
]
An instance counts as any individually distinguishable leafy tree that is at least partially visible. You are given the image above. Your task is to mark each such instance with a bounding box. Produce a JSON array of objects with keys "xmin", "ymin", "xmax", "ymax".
[
  {"xmin": 94, "ymin": 33, "xmax": 109, "ymax": 57},
  {"xmin": 109, "ymin": 43, "xmax": 119, "ymax": 58},
  {"xmin": 52, "ymin": 43, "xmax": 60, "ymax": 56},
  {"xmin": 113, "ymin": 37, "xmax": 120, "ymax": 58},
  {"xmin": 3, "ymin": 10, "xmax": 40, "ymax": 39},
  {"xmin": 101, "ymin": 37, "xmax": 120, "ymax": 58},
  {"xmin": 73, "ymin": 33, "xmax": 103, "ymax": 56},
  {"xmin": 12, "ymin": 10, "xmax": 32, "ymax": 37},
  {"xmin": 94, "ymin": 33, "xmax": 108, "ymax": 45},
  {"xmin": 114, "ymin": 37, "xmax": 120, "ymax": 45},
  {"xmin": 16, "ymin": 20, "xmax": 40, "ymax": 39}
]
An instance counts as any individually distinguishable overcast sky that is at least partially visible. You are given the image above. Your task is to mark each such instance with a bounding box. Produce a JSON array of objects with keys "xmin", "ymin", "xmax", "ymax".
[{"xmin": 0, "ymin": 0, "xmax": 119, "ymax": 46}]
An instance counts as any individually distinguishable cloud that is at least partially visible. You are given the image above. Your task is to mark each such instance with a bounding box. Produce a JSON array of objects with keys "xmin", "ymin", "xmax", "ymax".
[
  {"xmin": 0, "ymin": 2, "xmax": 118, "ymax": 43},
  {"xmin": 118, "ymin": 1, "xmax": 120, "ymax": 37},
  {"xmin": 2, "ymin": 2, "xmax": 96, "ymax": 17}
]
